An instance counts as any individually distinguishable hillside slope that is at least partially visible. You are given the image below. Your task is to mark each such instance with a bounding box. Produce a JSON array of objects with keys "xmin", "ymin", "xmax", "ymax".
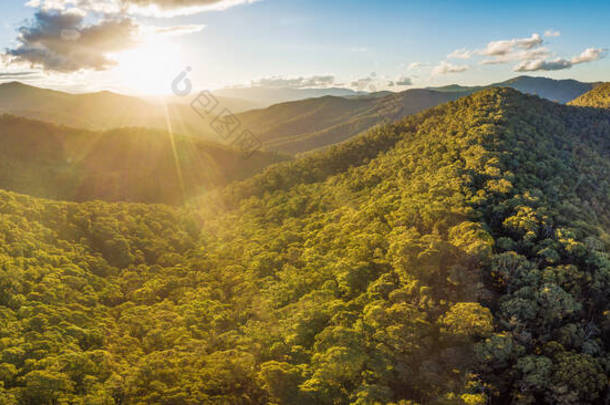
[
  {"xmin": 0, "ymin": 82, "xmax": 466, "ymax": 155},
  {"xmin": 568, "ymin": 82, "xmax": 610, "ymax": 109},
  {"xmin": 0, "ymin": 115, "xmax": 285, "ymax": 204},
  {"xmin": 236, "ymin": 89, "xmax": 467, "ymax": 153},
  {"xmin": 0, "ymin": 88, "xmax": 609, "ymax": 404},
  {"xmin": 196, "ymin": 76, "xmax": 600, "ymax": 154}
]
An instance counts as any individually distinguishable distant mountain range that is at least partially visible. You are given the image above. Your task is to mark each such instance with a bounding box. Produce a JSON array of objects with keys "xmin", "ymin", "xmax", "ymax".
[
  {"xmin": 234, "ymin": 76, "xmax": 603, "ymax": 154},
  {"xmin": 213, "ymin": 86, "xmax": 369, "ymax": 107},
  {"xmin": 0, "ymin": 114, "xmax": 286, "ymax": 204},
  {"xmin": 0, "ymin": 81, "xmax": 255, "ymax": 138},
  {"xmin": 0, "ymin": 76, "xmax": 603, "ymax": 157},
  {"xmin": 236, "ymin": 89, "xmax": 466, "ymax": 154},
  {"xmin": 428, "ymin": 75, "xmax": 600, "ymax": 104}
]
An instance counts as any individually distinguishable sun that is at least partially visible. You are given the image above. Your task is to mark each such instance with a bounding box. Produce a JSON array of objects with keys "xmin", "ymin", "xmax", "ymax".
[{"xmin": 111, "ymin": 38, "xmax": 185, "ymax": 95}]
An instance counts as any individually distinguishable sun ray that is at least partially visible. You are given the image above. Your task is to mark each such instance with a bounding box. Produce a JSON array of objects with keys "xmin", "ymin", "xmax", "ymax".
[{"xmin": 161, "ymin": 97, "xmax": 186, "ymax": 202}]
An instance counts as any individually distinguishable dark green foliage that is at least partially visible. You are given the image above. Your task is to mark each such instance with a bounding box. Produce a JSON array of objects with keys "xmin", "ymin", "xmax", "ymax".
[
  {"xmin": 236, "ymin": 90, "xmax": 466, "ymax": 154},
  {"xmin": 0, "ymin": 88, "xmax": 609, "ymax": 404}
]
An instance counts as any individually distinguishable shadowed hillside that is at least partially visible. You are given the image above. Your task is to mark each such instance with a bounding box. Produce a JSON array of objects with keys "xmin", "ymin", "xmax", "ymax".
[
  {"xmin": 0, "ymin": 115, "xmax": 286, "ymax": 204},
  {"xmin": 0, "ymin": 82, "xmax": 468, "ymax": 154},
  {"xmin": 0, "ymin": 82, "xmax": 252, "ymax": 140},
  {"xmin": 236, "ymin": 89, "xmax": 468, "ymax": 153}
]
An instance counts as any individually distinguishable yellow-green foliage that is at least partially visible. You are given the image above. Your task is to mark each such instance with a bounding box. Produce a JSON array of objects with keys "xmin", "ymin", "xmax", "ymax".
[
  {"xmin": 0, "ymin": 88, "xmax": 609, "ymax": 404},
  {"xmin": 568, "ymin": 82, "xmax": 610, "ymax": 109}
]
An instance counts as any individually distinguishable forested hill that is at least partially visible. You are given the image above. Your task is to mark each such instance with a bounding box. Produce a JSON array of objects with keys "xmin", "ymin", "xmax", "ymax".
[
  {"xmin": 1, "ymin": 88, "xmax": 609, "ymax": 404},
  {"xmin": 568, "ymin": 82, "xmax": 610, "ymax": 109},
  {"xmin": 0, "ymin": 115, "xmax": 286, "ymax": 204},
  {"xmin": 235, "ymin": 89, "xmax": 466, "ymax": 154}
]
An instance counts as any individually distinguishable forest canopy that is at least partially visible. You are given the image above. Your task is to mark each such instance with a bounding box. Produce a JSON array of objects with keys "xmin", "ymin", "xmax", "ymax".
[{"xmin": 0, "ymin": 88, "xmax": 609, "ymax": 404}]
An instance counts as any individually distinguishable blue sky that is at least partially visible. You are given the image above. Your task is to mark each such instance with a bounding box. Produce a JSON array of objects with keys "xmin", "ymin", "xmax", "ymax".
[{"xmin": 1, "ymin": 0, "xmax": 608, "ymax": 94}]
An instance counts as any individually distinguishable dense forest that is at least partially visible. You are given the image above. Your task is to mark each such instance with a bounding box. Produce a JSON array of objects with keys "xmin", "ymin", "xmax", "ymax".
[
  {"xmin": 235, "ymin": 89, "xmax": 466, "ymax": 154},
  {"xmin": 569, "ymin": 83, "xmax": 610, "ymax": 109},
  {"xmin": 0, "ymin": 88, "xmax": 609, "ymax": 404}
]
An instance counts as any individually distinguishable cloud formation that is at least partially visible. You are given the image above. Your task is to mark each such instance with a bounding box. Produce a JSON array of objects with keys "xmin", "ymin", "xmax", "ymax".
[
  {"xmin": 544, "ymin": 30, "xmax": 561, "ymax": 38},
  {"xmin": 480, "ymin": 47, "xmax": 551, "ymax": 65},
  {"xmin": 514, "ymin": 48, "xmax": 606, "ymax": 72},
  {"xmin": 571, "ymin": 48, "xmax": 605, "ymax": 64},
  {"xmin": 5, "ymin": 10, "xmax": 139, "ymax": 72},
  {"xmin": 447, "ymin": 34, "xmax": 544, "ymax": 62},
  {"xmin": 446, "ymin": 32, "xmax": 605, "ymax": 72},
  {"xmin": 350, "ymin": 76, "xmax": 375, "ymax": 91},
  {"xmin": 27, "ymin": 0, "xmax": 259, "ymax": 17},
  {"xmin": 432, "ymin": 61, "xmax": 469, "ymax": 75},
  {"xmin": 480, "ymin": 33, "xmax": 543, "ymax": 57},
  {"xmin": 395, "ymin": 76, "xmax": 412, "ymax": 86},
  {"xmin": 252, "ymin": 75, "xmax": 336, "ymax": 88},
  {"xmin": 124, "ymin": 0, "xmax": 260, "ymax": 17},
  {"xmin": 447, "ymin": 48, "xmax": 473, "ymax": 59},
  {"xmin": 150, "ymin": 24, "xmax": 205, "ymax": 36}
]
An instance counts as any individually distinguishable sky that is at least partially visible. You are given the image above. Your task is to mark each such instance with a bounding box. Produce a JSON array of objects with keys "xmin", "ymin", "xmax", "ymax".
[{"xmin": 0, "ymin": 0, "xmax": 608, "ymax": 95}]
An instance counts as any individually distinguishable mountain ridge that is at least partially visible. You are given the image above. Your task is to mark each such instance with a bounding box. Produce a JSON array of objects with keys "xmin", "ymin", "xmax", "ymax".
[
  {"xmin": 1, "ymin": 76, "xmax": 601, "ymax": 156},
  {"xmin": 427, "ymin": 75, "xmax": 599, "ymax": 103}
]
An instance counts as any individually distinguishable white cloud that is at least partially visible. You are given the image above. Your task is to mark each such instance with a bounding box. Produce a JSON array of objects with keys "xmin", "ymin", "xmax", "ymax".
[
  {"xmin": 544, "ymin": 30, "xmax": 561, "ymax": 38},
  {"xmin": 407, "ymin": 62, "xmax": 423, "ymax": 70},
  {"xmin": 447, "ymin": 48, "xmax": 473, "ymax": 59},
  {"xmin": 571, "ymin": 47, "xmax": 606, "ymax": 64},
  {"xmin": 27, "ymin": 0, "xmax": 260, "ymax": 17},
  {"xmin": 251, "ymin": 75, "xmax": 336, "ymax": 88},
  {"xmin": 350, "ymin": 76, "xmax": 375, "ymax": 91},
  {"xmin": 149, "ymin": 24, "xmax": 205, "ymax": 36},
  {"xmin": 447, "ymin": 33, "xmax": 551, "ymax": 66},
  {"xmin": 433, "ymin": 31, "xmax": 605, "ymax": 76},
  {"xmin": 514, "ymin": 58, "xmax": 571, "ymax": 72},
  {"xmin": 5, "ymin": 9, "xmax": 139, "ymax": 72},
  {"xmin": 26, "ymin": 0, "xmax": 121, "ymax": 14},
  {"xmin": 479, "ymin": 33, "xmax": 543, "ymax": 57},
  {"xmin": 514, "ymin": 47, "xmax": 606, "ymax": 72},
  {"xmin": 13, "ymin": 0, "xmax": 255, "ymax": 73},
  {"xmin": 395, "ymin": 76, "xmax": 412, "ymax": 86},
  {"xmin": 123, "ymin": 0, "xmax": 261, "ymax": 17},
  {"xmin": 481, "ymin": 47, "xmax": 551, "ymax": 65},
  {"xmin": 432, "ymin": 61, "xmax": 469, "ymax": 75}
]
